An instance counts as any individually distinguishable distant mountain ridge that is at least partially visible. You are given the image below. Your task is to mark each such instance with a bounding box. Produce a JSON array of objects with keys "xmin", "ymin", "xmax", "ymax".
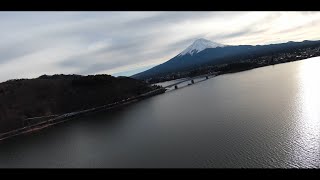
[{"xmin": 132, "ymin": 39, "xmax": 320, "ymax": 80}]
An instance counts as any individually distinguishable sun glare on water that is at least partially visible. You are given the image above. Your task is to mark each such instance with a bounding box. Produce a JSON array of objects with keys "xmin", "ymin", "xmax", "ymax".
[{"xmin": 292, "ymin": 57, "xmax": 320, "ymax": 167}]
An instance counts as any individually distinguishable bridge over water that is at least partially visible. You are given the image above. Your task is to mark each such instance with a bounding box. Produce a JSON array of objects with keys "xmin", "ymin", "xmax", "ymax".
[{"xmin": 162, "ymin": 73, "xmax": 218, "ymax": 89}]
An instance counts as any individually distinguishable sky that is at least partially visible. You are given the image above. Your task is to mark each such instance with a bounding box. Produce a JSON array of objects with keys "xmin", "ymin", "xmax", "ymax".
[{"xmin": 0, "ymin": 11, "xmax": 320, "ymax": 82}]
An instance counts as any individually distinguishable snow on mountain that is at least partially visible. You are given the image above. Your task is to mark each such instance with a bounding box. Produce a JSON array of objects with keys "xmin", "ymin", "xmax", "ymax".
[{"xmin": 178, "ymin": 38, "xmax": 225, "ymax": 56}]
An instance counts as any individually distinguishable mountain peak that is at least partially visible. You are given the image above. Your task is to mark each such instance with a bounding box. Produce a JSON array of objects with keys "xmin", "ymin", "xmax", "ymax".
[
  {"xmin": 178, "ymin": 38, "xmax": 225, "ymax": 56},
  {"xmin": 194, "ymin": 38, "xmax": 212, "ymax": 43}
]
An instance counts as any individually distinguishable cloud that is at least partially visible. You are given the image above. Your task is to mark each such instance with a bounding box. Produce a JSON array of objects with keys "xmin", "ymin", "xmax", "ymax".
[{"xmin": 0, "ymin": 11, "xmax": 320, "ymax": 82}]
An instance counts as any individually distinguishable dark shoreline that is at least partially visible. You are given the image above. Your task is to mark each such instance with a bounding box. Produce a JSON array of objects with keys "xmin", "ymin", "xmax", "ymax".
[
  {"xmin": 214, "ymin": 55, "xmax": 316, "ymax": 77},
  {"xmin": 0, "ymin": 87, "xmax": 166, "ymax": 141}
]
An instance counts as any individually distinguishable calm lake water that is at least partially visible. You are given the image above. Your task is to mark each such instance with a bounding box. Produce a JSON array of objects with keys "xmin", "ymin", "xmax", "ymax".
[{"xmin": 0, "ymin": 57, "xmax": 320, "ymax": 168}]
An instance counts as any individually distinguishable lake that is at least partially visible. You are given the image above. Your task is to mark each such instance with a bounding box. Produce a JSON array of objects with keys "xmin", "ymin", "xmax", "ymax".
[{"xmin": 0, "ymin": 57, "xmax": 319, "ymax": 168}]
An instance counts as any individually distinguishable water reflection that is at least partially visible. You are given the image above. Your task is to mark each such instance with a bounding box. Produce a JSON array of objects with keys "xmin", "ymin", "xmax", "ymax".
[{"xmin": 292, "ymin": 57, "xmax": 320, "ymax": 168}]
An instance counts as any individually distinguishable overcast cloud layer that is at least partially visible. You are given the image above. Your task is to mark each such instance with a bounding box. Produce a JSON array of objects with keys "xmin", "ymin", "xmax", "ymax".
[{"xmin": 0, "ymin": 11, "xmax": 320, "ymax": 82}]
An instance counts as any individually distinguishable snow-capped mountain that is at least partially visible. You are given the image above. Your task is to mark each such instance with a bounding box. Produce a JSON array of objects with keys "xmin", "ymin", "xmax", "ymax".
[
  {"xmin": 131, "ymin": 38, "xmax": 318, "ymax": 80},
  {"xmin": 178, "ymin": 38, "xmax": 225, "ymax": 56},
  {"xmin": 132, "ymin": 38, "xmax": 229, "ymax": 79}
]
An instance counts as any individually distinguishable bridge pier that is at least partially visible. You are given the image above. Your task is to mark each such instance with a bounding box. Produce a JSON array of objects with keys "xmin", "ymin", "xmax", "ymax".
[{"xmin": 174, "ymin": 85, "xmax": 178, "ymax": 89}]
